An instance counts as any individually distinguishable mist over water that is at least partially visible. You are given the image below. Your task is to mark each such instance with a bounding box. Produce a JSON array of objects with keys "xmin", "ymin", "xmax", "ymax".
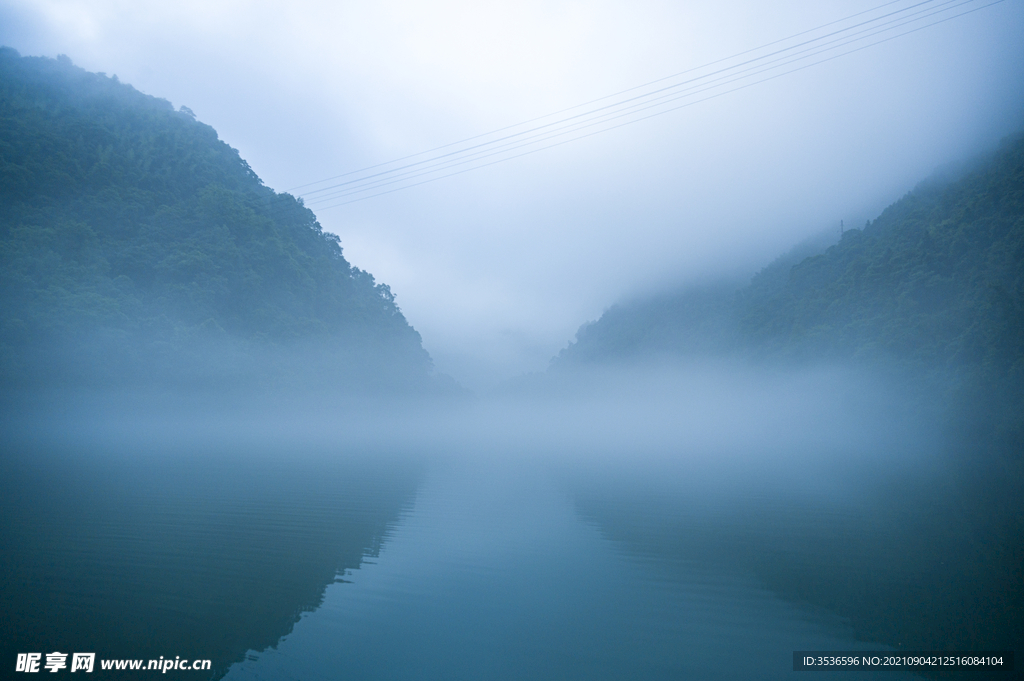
[
  {"xmin": 7, "ymin": 357, "xmax": 1011, "ymax": 679},
  {"xmin": 4, "ymin": 358, "xmax": 941, "ymax": 478}
]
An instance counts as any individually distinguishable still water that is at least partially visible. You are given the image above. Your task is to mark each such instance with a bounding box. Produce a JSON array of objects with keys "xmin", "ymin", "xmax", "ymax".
[
  {"xmin": 222, "ymin": 460, "xmax": 912, "ymax": 681},
  {"xmin": 1, "ymin": 380, "xmax": 1018, "ymax": 680}
]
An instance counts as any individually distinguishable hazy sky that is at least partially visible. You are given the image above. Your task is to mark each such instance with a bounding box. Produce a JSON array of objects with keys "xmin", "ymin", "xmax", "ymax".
[{"xmin": 2, "ymin": 0, "xmax": 1022, "ymax": 388}]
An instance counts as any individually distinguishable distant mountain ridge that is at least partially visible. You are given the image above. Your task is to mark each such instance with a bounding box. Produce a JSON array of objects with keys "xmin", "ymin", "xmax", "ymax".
[
  {"xmin": 555, "ymin": 133, "xmax": 1024, "ymax": 455},
  {"xmin": 557, "ymin": 133, "xmax": 1024, "ymax": 380},
  {"xmin": 0, "ymin": 48, "xmax": 433, "ymax": 391}
]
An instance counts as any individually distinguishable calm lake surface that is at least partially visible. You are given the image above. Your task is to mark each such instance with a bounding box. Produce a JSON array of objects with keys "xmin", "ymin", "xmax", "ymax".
[
  {"xmin": 2, "ymin": 375, "xmax": 1019, "ymax": 679},
  {"xmin": 221, "ymin": 459, "xmax": 915, "ymax": 681}
]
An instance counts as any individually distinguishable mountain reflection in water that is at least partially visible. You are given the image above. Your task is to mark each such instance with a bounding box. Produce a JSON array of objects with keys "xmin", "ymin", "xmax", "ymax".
[
  {"xmin": 0, "ymin": 428, "xmax": 421, "ymax": 679},
  {"xmin": 2, "ymin": 367, "xmax": 1020, "ymax": 680},
  {"xmin": 223, "ymin": 460, "xmax": 922, "ymax": 681}
]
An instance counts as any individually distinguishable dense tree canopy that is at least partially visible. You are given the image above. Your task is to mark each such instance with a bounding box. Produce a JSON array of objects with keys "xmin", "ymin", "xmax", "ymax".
[
  {"xmin": 0, "ymin": 48, "xmax": 432, "ymax": 390},
  {"xmin": 740, "ymin": 138, "xmax": 1024, "ymax": 378},
  {"xmin": 556, "ymin": 133, "xmax": 1024, "ymax": 455},
  {"xmin": 559, "ymin": 132, "xmax": 1024, "ymax": 377}
]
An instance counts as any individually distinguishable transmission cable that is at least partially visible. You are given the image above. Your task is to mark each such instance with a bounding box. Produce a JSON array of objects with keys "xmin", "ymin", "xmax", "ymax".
[
  {"xmin": 301, "ymin": 0, "xmax": 971, "ymax": 206},
  {"xmin": 270, "ymin": 0, "xmax": 1002, "ymax": 211}
]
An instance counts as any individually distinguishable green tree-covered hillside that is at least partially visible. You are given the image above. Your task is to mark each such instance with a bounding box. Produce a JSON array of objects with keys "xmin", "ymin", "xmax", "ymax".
[
  {"xmin": 556, "ymin": 133, "xmax": 1024, "ymax": 455},
  {"xmin": 740, "ymin": 139, "xmax": 1024, "ymax": 377},
  {"xmin": 0, "ymin": 48, "xmax": 432, "ymax": 390},
  {"xmin": 559, "ymin": 133, "xmax": 1024, "ymax": 381}
]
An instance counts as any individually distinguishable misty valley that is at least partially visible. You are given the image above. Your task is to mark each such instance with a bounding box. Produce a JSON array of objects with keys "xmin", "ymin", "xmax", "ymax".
[{"xmin": 2, "ymin": 46, "xmax": 1022, "ymax": 680}]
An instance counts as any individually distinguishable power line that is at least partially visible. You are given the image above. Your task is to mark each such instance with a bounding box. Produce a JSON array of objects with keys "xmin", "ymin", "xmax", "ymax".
[
  {"xmin": 303, "ymin": 0, "xmax": 991, "ymax": 207},
  {"xmin": 273, "ymin": 0, "xmax": 1002, "ymax": 212},
  {"xmin": 297, "ymin": 0, "xmax": 955, "ymax": 204},
  {"xmin": 301, "ymin": 0, "xmax": 973, "ymax": 206},
  {"xmin": 309, "ymin": 0, "xmax": 1004, "ymax": 211},
  {"xmin": 284, "ymin": 0, "xmax": 916, "ymax": 196}
]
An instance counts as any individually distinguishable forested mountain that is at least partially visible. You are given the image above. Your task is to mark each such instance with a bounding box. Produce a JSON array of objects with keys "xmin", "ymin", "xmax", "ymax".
[
  {"xmin": 0, "ymin": 48, "xmax": 433, "ymax": 391},
  {"xmin": 559, "ymin": 133, "xmax": 1023, "ymax": 375},
  {"xmin": 556, "ymin": 132, "xmax": 1024, "ymax": 454}
]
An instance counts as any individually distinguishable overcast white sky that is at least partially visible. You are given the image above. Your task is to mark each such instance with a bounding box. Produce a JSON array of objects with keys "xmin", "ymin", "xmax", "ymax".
[{"xmin": 2, "ymin": 0, "xmax": 1022, "ymax": 388}]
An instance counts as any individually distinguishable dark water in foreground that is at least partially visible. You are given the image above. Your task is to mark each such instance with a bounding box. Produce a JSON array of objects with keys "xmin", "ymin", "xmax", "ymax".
[{"xmin": 1, "ymin": 377, "xmax": 1020, "ymax": 680}]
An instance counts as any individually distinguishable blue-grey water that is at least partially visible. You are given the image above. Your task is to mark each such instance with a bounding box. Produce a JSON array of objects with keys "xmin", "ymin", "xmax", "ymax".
[
  {"xmin": 2, "ymin": 370, "xmax": 1019, "ymax": 679},
  {"xmin": 221, "ymin": 460, "xmax": 912, "ymax": 681}
]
